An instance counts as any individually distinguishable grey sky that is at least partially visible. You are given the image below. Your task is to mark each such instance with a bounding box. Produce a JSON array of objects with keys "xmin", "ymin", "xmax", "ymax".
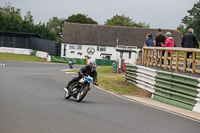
[{"xmin": 0, "ymin": 0, "xmax": 199, "ymax": 29}]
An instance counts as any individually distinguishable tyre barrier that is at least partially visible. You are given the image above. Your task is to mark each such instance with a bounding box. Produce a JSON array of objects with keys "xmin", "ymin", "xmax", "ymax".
[{"xmin": 125, "ymin": 64, "xmax": 200, "ymax": 113}]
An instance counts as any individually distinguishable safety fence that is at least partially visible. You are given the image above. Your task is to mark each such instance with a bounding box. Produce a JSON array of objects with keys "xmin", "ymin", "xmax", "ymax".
[
  {"xmin": 142, "ymin": 47, "xmax": 200, "ymax": 73},
  {"xmin": 50, "ymin": 56, "xmax": 86, "ymax": 65},
  {"xmin": 125, "ymin": 64, "xmax": 200, "ymax": 113},
  {"xmin": 95, "ymin": 59, "xmax": 116, "ymax": 66}
]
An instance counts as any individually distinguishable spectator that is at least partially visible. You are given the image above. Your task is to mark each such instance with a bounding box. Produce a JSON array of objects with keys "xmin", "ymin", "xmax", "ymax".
[
  {"xmin": 85, "ymin": 55, "xmax": 88, "ymax": 65},
  {"xmin": 181, "ymin": 28, "xmax": 199, "ymax": 68},
  {"xmin": 161, "ymin": 32, "xmax": 175, "ymax": 65},
  {"xmin": 154, "ymin": 28, "xmax": 166, "ymax": 64},
  {"xmin": 145, "ymin": 33, "xmax": 155, "ymax": 61},
  {"xmin": 146, "ymin": 33, "xmax": 154, "ymax": 47}
]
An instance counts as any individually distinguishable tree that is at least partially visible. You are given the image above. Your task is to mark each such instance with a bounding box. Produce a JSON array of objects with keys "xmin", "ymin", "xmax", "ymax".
[
  {"xmin": 181, "ymin": 1, "xmax": 200, "ymax": 39},
  {"xmin": 176, "ymin": 24, "xmax": 187, "ymax": 35},
  {"xmin": 24, "ymin": 11, "xmax": 34, "ymax": 24},
  {"xmin": 66, "ymin": 13, "xmax": 98, "ymax": 24},
  {"xmin": 46, "ymin": 17, "xmax": 65, "ymax": 43},
  {"xmin": 34, "ymin": 22, "xmax": 57, "ymax": 41},
  {"xmin": 0, "ymin": 3, "xmax": 23, "ymax": 32},
  {"xmin": 104, "ymin": 14, "xmax": 150, "ymax": 28}
]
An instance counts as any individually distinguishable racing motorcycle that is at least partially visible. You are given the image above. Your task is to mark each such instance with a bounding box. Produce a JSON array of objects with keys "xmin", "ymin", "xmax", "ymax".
[
  {"xmin": 68, "ymin": 61, "xmax": 74, "ymax": 69},
  {"xmin": 64, "ymin": 76, "xmax": 97, "ymax": 102}
]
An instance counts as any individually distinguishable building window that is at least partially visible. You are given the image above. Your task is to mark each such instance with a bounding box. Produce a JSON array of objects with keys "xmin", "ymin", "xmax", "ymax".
[
  {"xmin": 97, "ymin": 46, "xmax": 106, "ymax": 51},
  {"xmin": 69, "ymin": 44, "xmax": 82, "ymax": 50}
]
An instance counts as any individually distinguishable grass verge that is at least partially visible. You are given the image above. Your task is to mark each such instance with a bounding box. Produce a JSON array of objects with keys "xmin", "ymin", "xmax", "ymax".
[{"xmin": 0, "ymin": 53, "xmax": 46, "ymax": 62}]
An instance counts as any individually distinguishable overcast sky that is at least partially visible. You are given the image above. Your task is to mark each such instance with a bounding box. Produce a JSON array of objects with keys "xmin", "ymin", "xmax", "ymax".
[{"xmin": 0, "ymin": 0, "xmax": 199, "ymax": 29}]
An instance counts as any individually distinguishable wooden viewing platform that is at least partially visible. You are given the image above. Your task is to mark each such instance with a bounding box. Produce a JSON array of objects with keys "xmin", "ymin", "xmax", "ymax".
[{"xmin": 142, "ymin": 47, "xmax": 200, "ymax": 74}]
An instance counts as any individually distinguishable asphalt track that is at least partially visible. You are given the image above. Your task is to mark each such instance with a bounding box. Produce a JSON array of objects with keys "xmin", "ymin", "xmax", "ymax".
[{"xmin": 0, "ymin": 61, "xmax": 200, "ymax": 133}]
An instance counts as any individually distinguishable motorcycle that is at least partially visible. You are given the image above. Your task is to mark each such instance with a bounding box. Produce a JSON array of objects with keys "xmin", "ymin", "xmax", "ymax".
[
  {"xmin": 64, "ymin": 76, "xmax": 97, "ymax": 102},
  {"xmin": 68, "ymin": 61, "xmax": 74, "ymax": 69}
]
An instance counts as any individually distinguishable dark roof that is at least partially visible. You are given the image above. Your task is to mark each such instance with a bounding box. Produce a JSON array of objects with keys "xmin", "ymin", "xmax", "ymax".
[
  {"xmin": 0, "ymin": 31, "xmax": 42, "ymax": 38},
  {"xmin": 62, "ymin": 22, "xmax": 182, "ymax": 48}
]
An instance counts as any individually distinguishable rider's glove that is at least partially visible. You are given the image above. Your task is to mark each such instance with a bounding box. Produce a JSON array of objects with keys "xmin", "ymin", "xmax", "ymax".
[
  {"xmin": 93, "ymin": 81, "xmax": 97, "ymax": 84},
  {"xmin": 80, "ymin": 73, "xmax": 84, "ymax": 76}
]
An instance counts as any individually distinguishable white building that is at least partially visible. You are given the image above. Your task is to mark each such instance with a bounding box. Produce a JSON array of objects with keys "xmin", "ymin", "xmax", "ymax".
[{"xmin": 61, "ymin": 23, "xmax": 182, "ymax": 64}]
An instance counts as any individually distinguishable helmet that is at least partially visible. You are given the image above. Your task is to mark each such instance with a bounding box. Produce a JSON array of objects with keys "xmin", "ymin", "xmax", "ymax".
[{"xmin": 89, "ymin": 61, "xmax": 97, "ymax": 68}]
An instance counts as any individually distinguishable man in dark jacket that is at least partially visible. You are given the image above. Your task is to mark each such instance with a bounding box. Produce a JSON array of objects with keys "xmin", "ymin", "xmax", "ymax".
[
  {"xmin": 181, "ymin": 28, "xmax": 199, "ymax": 68},
  {"xmin": 64, "ymin": 61, "xmax": 98, "ymax": 90},
  {"xmin": 154, "ymin": 28, "xmax": 166, "ymax": 64}
]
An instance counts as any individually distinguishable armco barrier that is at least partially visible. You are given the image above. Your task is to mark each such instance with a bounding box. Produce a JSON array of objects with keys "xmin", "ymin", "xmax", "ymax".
[
  {"xmin": 0, "ymin": 47, "xmax": 32, "ymax": 55},
  {"xmin": 125, "ymin": 64, "xmax": 200, "ymax": 113}
]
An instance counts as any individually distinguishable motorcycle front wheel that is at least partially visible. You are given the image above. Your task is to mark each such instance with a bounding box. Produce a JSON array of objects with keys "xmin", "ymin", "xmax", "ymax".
[{"xmin": 76, "ymin": 84, "xmax": 89, "ymax": 102}]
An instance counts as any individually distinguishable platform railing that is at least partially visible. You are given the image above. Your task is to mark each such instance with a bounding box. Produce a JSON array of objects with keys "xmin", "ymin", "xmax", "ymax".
[{"xmin": 142, "ymin": 47, "xmax": 200, "ymax": 73}]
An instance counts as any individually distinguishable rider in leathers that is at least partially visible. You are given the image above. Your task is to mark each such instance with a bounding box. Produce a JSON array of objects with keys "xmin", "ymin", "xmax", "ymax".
[{"xmin": 65, "ymin": 61, "xmax": 97, "ymax": 90}]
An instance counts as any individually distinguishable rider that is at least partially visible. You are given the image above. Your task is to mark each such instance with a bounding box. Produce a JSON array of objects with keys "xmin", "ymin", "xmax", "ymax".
[
  {"xmin": 64, "ymin": 61, "xmax": 98, "ymax": 91},
  {"xmin": 69, "ymin": 59, "xmax": 73, "ymax": 64},
  {"xmin": 68, "ymin": 59, "xmax": 74, "ymax": 68}
]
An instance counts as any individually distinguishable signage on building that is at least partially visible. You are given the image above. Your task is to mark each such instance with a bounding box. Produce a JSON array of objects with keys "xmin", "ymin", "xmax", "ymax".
[{"xmin": 87, "ymin": 47, "xmax": 95, "ymax": 55}]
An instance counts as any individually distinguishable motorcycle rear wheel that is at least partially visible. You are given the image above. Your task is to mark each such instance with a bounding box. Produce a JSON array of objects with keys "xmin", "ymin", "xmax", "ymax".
[{"xmin": 64, "ymin": 88, "xmax": 71, "ymax": 99}]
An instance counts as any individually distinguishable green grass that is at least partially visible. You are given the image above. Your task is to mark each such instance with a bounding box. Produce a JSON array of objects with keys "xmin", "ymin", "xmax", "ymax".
[
  {"xmin": 98, "ymin": 74, "xmax": 141, "ymax": 95},
  {"xmin": 0, "ymin": 53, "xmax": 45, "ymax": 62}
]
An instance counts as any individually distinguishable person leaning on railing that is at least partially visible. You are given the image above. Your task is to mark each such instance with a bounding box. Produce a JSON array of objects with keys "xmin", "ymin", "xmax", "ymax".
[
  {"xmin": 154, "ymin": 28, "xmax": 166, "ymax": 64},
  {"xmin": 161, "ymin": 32, "xmax": 175, "ymax": 65},
  {"xmin": 181, "ymin": 28, "xmax": 199, "ymax": 68}
]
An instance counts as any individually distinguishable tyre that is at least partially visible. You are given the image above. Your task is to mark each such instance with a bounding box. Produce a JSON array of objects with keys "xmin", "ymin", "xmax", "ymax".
[
  {"xmin": 76, "ymin": 85, "xmax": 89, "ymax": 102},
  {"xmin": 64, "ymin": 88, "xmax": 71, "ymax": 99}
]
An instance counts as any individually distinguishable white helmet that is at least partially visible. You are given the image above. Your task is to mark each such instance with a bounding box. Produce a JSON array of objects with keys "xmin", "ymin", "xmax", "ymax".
[{"xmin": 89, "ymin": 61, "xmax": 97, "ymax": 68}]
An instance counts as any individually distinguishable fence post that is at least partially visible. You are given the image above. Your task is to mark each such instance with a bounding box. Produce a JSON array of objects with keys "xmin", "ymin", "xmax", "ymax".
[
  {"xmin": 155, "ymin": 50, "xmax": 158, "ymax": 67},
  {"xmin": 147, "ymin": 49, "xmax": 150, "ymax": 66},
  {"xmin": 142, "ymin": 49, "xmax": 144, "ymax": 65},
  {"xmin": 192, "ymin": 52, "xmax": 195, "ymax": 73},
  {"xmin": 164, "ymin": 50, "xmax": 168, "ymax": 69},
  {"xmin": 144, "ymin": 49, "xmax": 147, "ymax": 65},
  {"xmin": 169, "ymin": 50, "xmax": 173, "ymax": 71},
  {"xmin": 176, "ymin": 51, "xmax": 179, "ymax": 72},
  {"xmin": 159, "ymin": 50, "xmax": 163, "ymax": 67},
  {"xmin": 151, "ymin": 50, "xmax": 154, "ymax": 66},
  {"xmin": 183, "ymin": 52, "xmax": 187, "ymax": 72}
]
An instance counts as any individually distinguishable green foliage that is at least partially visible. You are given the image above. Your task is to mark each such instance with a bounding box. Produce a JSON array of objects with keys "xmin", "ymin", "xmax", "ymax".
[
  {"xmin": 0, "ymin": 3, "xmax": 23, "ymax": 32},
  {"xmin": 46, "ymin": 17, "xmax": 65, "ymax": 43},
  {"xmin": 104, "ymin": 14, "xmax": 150, "ymax": 28},
  {"xmin": 177, "ymin": 24, "xmax": 187, "ymax": 35},
  {"xmin": 181, "ymin": 1, "xmax": 200, "ymax": 39},
  {"xmin": 66, "ymin": 13, "xmax": 98, "ymax": 24},
  {"xmin": 0, "ymin": 3, "xmax": 57, "ymax": 41}
]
